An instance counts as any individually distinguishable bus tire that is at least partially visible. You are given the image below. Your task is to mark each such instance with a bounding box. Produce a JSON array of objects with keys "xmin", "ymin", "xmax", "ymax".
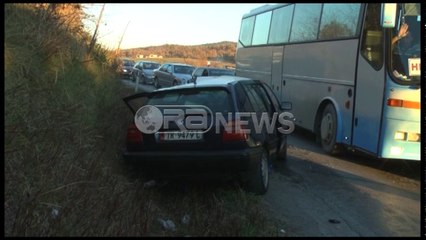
[{"xmin": 320, "ymin": 103, "xmax": 341, "ymax": 155}]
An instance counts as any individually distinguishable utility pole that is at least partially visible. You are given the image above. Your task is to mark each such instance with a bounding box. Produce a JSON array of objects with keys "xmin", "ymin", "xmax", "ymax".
[
  {"xmin": 88, "ymin": 3, "xmax": 105, "ymax": 54},
  {"xmin": 116, "ymin": 20, "xmax": 130, "ymax": 56}
]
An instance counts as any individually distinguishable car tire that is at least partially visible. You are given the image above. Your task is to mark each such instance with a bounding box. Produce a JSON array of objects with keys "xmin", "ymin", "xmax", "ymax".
[
  {"xmin": 245, "ymin": 148, "xmax": 269, "ymax": 195},
  {"xmin": 154, "ymin": 77, "xmax": 160, "ymax": 89},
  {"xmin": 320, "ymin": 103, "xmax": 341, "ymax": 155},
  {"xmin": 276, "ymin": 134, "xmax": 287, "ymax": 161}
]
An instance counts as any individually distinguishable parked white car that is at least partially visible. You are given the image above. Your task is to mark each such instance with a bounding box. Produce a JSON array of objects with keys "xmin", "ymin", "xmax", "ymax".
[
  {"xmin": 132, "ymin": 61, "xmax": 161, "ymax": 84},
  {"xmin": 153, "ymin": 63, "xmax": 195, "ymax": 89}
]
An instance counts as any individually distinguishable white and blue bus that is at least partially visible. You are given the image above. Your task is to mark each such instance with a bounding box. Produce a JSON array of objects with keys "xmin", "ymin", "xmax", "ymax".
[{"xmin": 236, "ymin": 3, "xmax": 420, "ymax": 160}]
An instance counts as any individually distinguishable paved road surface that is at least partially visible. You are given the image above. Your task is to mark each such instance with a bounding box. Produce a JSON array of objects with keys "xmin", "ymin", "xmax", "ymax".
[{"xmin": 264, "ymin": 128, "xmax": 420, "ymax": 237}]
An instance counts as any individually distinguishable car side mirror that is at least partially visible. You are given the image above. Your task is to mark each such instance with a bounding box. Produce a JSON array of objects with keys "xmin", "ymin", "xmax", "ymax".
[{"xmin": 280, "ymin": 101, "xmax": 292, "ymax": 111}]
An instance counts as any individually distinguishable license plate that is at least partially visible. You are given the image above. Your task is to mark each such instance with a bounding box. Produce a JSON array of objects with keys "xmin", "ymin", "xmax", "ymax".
[{"xmin": 159, "ymin": 131, "xmax": 203, "ymax": 141}]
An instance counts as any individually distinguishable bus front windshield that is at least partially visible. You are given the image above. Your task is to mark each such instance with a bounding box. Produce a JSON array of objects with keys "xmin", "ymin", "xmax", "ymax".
[{"xmin": 390, "ymin": 3, "xmax": 421, "ymax": 85}]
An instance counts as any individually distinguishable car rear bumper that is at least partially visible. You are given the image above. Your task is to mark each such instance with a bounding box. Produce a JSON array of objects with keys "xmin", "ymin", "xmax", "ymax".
[
  {"xmin": 121, "ymin": 72, "xmax": 132, "ymax": 77},
  {"xmin": 123, "ymin": 147, "xmax": 263, "ymax": 172},
  {"xmin": 144, "ymin": 76, "xmax": 155, "ymax": 84}
]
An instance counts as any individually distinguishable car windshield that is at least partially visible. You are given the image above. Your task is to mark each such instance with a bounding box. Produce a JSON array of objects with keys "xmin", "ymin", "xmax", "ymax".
[
  {"xmin": 174, "ymin": 66, "xmax": 194, "ymax": 74},
  {"xmin": 389, "ymin": 3, "xmax": 420, "ymax": 85},
  {"xmin": 147, "ymin": 88, "xmax": 232, "ymax": 114},
  {"xmin": 143, "ymin": 63, "xmax": 160, "ymax": 70},
  {"xmin": 123, "ymin": 60, "xmax": 134, "ymax": 67}
]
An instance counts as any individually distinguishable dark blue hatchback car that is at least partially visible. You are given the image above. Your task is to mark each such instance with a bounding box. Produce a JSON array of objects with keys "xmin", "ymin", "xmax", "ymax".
[{"xmin": 123, "ymin": 76, "xmax": 292, "ymax": 195}]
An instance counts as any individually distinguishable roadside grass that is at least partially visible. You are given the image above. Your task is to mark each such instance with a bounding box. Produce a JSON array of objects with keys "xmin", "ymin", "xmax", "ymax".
[{"xmin": 5, "ymin": 3, "xmax": 279, "ymax": 236}]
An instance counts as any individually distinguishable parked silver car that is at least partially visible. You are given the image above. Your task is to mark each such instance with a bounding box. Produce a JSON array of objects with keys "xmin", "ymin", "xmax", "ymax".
[
  {"xmin": 153, "ymin": 63, "xmax": 195, "ymax": 89},
  {"xmin": 132, "ymin": 61, "xmax": 161, "ymax": 84}
]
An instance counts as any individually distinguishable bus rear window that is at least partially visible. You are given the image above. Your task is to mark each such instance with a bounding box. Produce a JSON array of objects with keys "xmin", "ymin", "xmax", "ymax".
[{"xmin": 239, "ymin": 16, "xmax": 255, "ymax": 46}]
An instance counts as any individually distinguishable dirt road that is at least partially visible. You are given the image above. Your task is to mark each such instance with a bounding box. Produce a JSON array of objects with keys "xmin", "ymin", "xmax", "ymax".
[{"xmin": 263, "ymin": 129, "xmax": 421, "ymax": 237}]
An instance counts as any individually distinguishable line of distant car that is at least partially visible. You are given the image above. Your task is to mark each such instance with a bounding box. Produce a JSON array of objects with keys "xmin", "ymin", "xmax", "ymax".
[{"xmin": 117, "ymin": 58, "xmax": 236, "ymax": 88}]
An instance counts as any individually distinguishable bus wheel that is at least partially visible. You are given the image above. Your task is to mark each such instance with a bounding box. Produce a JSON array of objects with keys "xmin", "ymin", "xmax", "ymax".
[{"xmin": 320, "ymin": 104, "xmax": 341, "ymax": 155}]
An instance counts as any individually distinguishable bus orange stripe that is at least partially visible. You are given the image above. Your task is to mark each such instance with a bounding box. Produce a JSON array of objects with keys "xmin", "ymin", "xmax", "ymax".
[
  {"xmin": 387, "ymin": 99, "xmax": 420, "ymax": 109},
  {"xmin": 402, "ymin": 101, "xmax": 420, "ymax": 109}
]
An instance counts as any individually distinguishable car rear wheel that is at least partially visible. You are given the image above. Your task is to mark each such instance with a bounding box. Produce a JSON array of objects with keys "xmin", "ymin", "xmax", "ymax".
[
  {"xmin": 276, "ymin": 134, "xmax": 287, "ymax": 161},
  {"xmin": 245, "ymin": 149, "xmax": 269, "ymax": 195}
]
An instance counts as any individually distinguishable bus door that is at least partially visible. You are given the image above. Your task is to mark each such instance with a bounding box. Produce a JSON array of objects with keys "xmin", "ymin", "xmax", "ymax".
[
  {"xmin": 271, "ymin": 46, "xmax": 284, "ymax": 100},
  {"xmin": 352, "ymin": 4, "xmax": 385, "ymax": 155}
]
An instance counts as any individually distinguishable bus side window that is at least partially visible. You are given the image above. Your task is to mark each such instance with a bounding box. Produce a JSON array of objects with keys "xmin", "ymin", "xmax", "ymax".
[{"xmin": 360, "ymin": 4, "xmax": 383, "ymax": 70}]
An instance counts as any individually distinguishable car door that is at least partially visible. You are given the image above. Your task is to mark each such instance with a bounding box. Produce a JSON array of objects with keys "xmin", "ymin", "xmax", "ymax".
[
  {"xmin": 241, "ymin": 82, "xmax": 278, "ymax": 155},
  {"xmin": 132, "ymin": 63, "xmax": 138, "ymax": 79},
  {"xmin": 157, "ymin": 64, "xmax": 169, "ymax": 86},
  {"xmin": 255, "ymin": 83, "xmax": 282, "ymax": 153},
  {"xmin": 192, "ymin": 68, "xmax": 204, "ymax": 78},
  {"xmin": 166, "ymin": 65, "xmax": 175, "ymax": 87},
  {"xmin": 137, "ymin": 62, "xmax": 144, "ymax": 77},
  {"xmin": 136, "ymin": 62, "xmax": 143, "ymax": 78}
]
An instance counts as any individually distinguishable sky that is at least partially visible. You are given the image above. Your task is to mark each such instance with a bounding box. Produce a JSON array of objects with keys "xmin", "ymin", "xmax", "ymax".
[{"xmin": 82, "ymin": 3, "xmax": 266, "ymax": 50}]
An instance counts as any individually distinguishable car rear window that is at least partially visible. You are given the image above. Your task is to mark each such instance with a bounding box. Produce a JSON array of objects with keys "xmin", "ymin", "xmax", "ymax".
[
  {"xmin": 210, "ymin": 69, "xmax": 235, "ymax": 76},
  {"xmin": 123, "ymin": 60, "xmax": 134, "ymax": 66},
  {"xmin": 143, "ymin": 63, "xmax": 160, "ymax": 70},
  {"xmin": 147, "ymin": 88, "xmax": 232, "ymax": 114},
  {"xmin": 174, "ymin": 66, "xmax": 194, "ymax": 74}
]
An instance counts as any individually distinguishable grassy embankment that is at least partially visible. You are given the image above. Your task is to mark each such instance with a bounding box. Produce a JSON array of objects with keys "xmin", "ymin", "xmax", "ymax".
[{"xmin": 4, "ymin": 4, "xmax": 281, "ymax": 236}]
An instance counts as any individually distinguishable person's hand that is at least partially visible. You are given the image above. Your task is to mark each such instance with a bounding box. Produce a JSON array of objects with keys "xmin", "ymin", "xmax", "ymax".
[{"xmin": 398, "ymin": 23, "xmax": 409, "ymax": 39}]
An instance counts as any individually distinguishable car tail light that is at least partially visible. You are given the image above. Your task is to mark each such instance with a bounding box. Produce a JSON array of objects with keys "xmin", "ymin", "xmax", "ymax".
[
  {"xmin": 222, "ymin": 120, "xmax": 248, "ymax": 142},
  {"xmin": 127, "ymin": 123, "xmax": 143, "ymax": 144}
]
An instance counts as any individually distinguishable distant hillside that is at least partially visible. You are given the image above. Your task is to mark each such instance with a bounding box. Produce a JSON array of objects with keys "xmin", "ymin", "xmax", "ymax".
[{"xmin": 120, "ymin": 41, "xmax": 236, "ymax": 63}]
